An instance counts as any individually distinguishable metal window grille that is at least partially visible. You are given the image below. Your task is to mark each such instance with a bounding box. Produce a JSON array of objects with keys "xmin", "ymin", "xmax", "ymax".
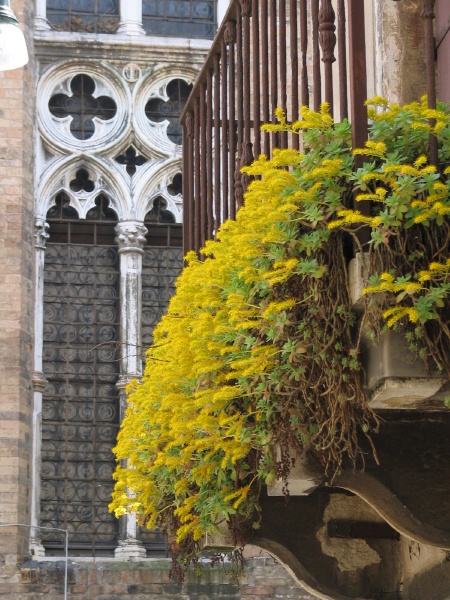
[
  {"xmin": 41, "ymin": 194, "xmax": 121, "ymax": 557},
  {"xmin": 142, "ymin": 0, "xmax": 217, "ymax": 39},
  {"xmin": 47, "ymin": 0, "xmax": 119, "ymax": 33}
]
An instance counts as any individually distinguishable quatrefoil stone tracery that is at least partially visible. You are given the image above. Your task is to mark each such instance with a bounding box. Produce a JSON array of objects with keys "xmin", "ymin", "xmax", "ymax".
[{"xmin": 49, "ymin": 74, "xmax": 117, "ymax": 140}]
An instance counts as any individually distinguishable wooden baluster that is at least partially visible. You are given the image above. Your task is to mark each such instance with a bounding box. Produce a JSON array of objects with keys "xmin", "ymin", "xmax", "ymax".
[
  {"xmin": 337, "ymin": 0, "xmax": 348, "ymax": 121},
  {"xmin": 300, "ymin": 0, "xmax": 309, "ymax": 109},
  {"xmin": 252, "ymin": 0, "xmax": 261, "ymax": 158},
  {"xmin": 311, "ymin": 0, "xmax": 321, "ymax": 111},
  {"xmin": 206, "ymin": 69, "xmax": 214, "ymax": 240},
  {"xmin": 290, "ymin": 0, "xmax": 299, "ymax": 150},
  {"xmin": 224, "ymin": 20, "xmax": 237, "ymax": 220},
  {"xmin": 347, "ymin": 0, "xmax": 368, "ymax": 158},
  {"xmin": 239, "ymin": 0, "xmax": 254, "ymax": 203},
  {"xmin": 221, "ymin": 38, "xmax": 229, "ymax": 223},
  {"xmin": 182, "ymin": 111, "xmax": 194, "ymax": 254},
  {"xmin": 422, "ymin": 0, "xmax": 438, "ymax": 166},
  {"xmin": 199, "ymin": 83, "xmax": 207, "ymax": 249},
  {"xmin": 261, "ymin": 0, "xmax": 270, "ymax": 157},
  {"xmin": 279, "ymin": 0, "xmax": 288, "ymax": 149},
  {"xmin": 270, "ymin": 0, "xmax": 279, "ymax": 150},
  {"xmin": 319, "ymin": 0, "xmax": 336, "ymax": 117},
  {"xmin": 214, "ymin": 53, "xmax": 221, "ymax": 233},
  {"xmin": 235, "ymin": 1, "xmax": 245, "ymax": 209},
  {"xmin": 194, "ymin": 98, "xmax": 201, "ymax": 253}
]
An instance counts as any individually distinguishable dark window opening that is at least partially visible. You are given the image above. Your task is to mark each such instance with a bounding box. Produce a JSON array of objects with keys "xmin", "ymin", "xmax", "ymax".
[
  {"xmin": 145, "ymin": 196, "xmax": 177, "ymax": 224},
  {"xmin": 70, "ymin": 168, "xmax": 95, "ymax": 193},
  {"xmin": 41, "ymin": 193, "xmax": 120, "ymax": 556},
  {"xmin": 49, "ymin": 74, "xmax": 117, "ymax": 141},
  {"xmin": 142, "ymin": 0, "xmax": 216, "ymax": 39},
  {"xmin": 47, "ymin": 0, "xmax": 119, "ymax": 33},
  {"xmin": 115, "ymin": 146, "xmax": 148, "ymax": 177},
  {"xmin": 145, "ymin": 79, "xmax": 193, "ymax": 144},
  {"xmin": 168, "ymin": 173, "xmax": 182, "ymax": 196}
]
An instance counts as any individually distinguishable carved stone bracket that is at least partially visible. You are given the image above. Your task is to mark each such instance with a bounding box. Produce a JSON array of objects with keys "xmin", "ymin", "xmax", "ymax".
[
  {"xmin": 115, "ymin": 221, "xmax": 147, "ymax": 252},
  {"xmin": 224, "ymin": 20, "xmax": 237, "ymax": 45},
  {"xmin": 34, "ymin": 218, "xmax": 50, "ymax": 250}
]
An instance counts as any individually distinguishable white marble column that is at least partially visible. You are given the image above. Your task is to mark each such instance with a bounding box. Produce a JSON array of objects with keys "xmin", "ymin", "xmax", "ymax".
[
  {"xmin": 29, "ymin": 218, "xmax": 49, "ymax": 558},
  {"xmin": 35, "ymin": 0, "xmax": 51, "ymax": 30},
  {"xmin": 118, "ymin": 0, "xmax": 146, "ymax": 36},
  {"xmin": 114, "ymin": 221, "xmax": 147, "ymax": 559}
]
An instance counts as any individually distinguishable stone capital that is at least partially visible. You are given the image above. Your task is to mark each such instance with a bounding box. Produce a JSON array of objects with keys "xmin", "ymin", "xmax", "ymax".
[
  {"xmin": 33, "ymin": 371, "xmax": 48, "ymax": 392},
  {"xmin": 115, "ymin": 221, "xmax": 147, "ymax": 252}
]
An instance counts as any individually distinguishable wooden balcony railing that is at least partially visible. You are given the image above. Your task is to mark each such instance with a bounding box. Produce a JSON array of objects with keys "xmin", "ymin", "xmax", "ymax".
[{"xmin": 181, "ymin": 0, "xmax": 438, "ymax": 255}]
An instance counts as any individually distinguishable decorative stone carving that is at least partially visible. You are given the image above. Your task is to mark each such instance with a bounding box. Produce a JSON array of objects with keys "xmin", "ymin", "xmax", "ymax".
[
  {"xmin": 115, "ymin": 221, "xmax": 147, "ymax": 252},
  {"xmin": 37, "ymin": 61, "xmax": 131, "ymax": 154},
  {"xmin": 123, "ymin": 63, "xmax": 142, "ymax": 83},
  {"xmin": 34, "ymin": 218, "xmax": 50, "ymax": 250}
]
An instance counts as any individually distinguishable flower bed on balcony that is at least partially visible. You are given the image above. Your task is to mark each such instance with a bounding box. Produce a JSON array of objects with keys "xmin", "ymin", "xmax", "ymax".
[{"xmin": 110, "ymin": 97, "xmax": 450, "ymax": 575}]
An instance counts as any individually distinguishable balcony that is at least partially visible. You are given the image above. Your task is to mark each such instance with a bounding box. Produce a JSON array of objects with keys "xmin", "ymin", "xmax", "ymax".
[
  {"xmin": 181, "ymin": 0, "xmax": 439, "ymax": 255},
  {"xmin": 180, "ymin": 0, "xmax": 444, "ymax": 410}
]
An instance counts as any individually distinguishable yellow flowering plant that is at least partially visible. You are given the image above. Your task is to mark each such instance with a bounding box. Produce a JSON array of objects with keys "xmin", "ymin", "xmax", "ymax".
[{"xmin": 110, "ymin": 97, "xmax": 450, "ymax": 577}]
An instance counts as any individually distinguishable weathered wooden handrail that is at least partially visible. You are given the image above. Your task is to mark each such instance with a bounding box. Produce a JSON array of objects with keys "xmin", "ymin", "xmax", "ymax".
[{"xmin": 181, "ymin": 0, "xmax": 438, "ymax": 255}]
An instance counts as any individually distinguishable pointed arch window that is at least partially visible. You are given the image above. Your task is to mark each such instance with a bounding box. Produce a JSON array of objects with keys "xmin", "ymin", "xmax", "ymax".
[{"xmin": 41, "ymin": 193, "xmax": 120, "ymax": 556}]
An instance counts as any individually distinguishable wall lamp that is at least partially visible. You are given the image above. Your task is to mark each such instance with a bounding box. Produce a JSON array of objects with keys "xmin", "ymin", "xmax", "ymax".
[{"xmin": 0, "ymin": 0, "xmax": 28, "ymax": 71}]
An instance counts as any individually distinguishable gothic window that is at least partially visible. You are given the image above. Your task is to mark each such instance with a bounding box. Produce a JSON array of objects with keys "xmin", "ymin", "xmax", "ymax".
[
  {"xmin": 142, "ymin": 0, "xmax": 216, "ymax": 39},
  {"xmin": 49, "ymin": 74, "xmax": 117, "ymax": 141},
  {"xmin": 141, "ymin": 204, "xmax": 183, "ymax": 352},
  {"xmin": 41, "ymin": 193, "xmax": 120, "ymax": 556},
  {"xmin": 47, "ymin": 0, "xmax": 120, "ymax": 33},
  {"xmin": 145, "ymin": 79, "xmax": 192, "ymax": 144}
]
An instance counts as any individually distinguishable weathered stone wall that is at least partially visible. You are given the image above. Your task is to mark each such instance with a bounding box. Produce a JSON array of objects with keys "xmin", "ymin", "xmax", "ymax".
[
  {"xmin": 0, "ymin": 0, "xmax": 36, "ymax": 563},
  {"xmin": 0, "ymin": 554, "xmax": 317, "ymax": 600}
]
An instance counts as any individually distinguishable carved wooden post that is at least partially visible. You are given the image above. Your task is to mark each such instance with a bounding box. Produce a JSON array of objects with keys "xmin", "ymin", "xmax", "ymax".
[
  {"xmin": 183, "ymin": 110, "xmax": 194, "ymax": 255},
  {"xmin": 235, "ymin": 0, "xmax": 253, "ymax": 207},
  {"xmin": 318, "ymin": 0, "xmax": 336, "ymax": 116},
  {"xmin": 422, "ymin": 0, "xmax": 438, "ymax": 166},
  {"xmin": 224, "ymin": 20, "xmax": 238, "ymax": 220}
]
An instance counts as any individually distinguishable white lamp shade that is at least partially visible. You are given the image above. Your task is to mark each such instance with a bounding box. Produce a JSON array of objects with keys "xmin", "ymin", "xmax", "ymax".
[{"xmin": 0, "ymin": 20, "xmax": 28, "ymax": 71}]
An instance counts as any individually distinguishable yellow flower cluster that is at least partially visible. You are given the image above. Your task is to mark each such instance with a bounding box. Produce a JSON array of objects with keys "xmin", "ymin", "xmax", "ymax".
[{"xmin": 110, "ymin": 143, "xmax": 311, "ymax": 544}]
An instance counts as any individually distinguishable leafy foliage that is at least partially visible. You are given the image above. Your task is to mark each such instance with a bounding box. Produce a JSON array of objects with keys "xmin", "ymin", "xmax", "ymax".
[{"xmin": 110, "ymin": 97, "xmax": 450, "ymax": 574}]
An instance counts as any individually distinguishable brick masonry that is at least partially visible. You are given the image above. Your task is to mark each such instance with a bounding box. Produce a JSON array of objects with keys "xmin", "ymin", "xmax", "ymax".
[
  {"xmin": 0, "ymin": 553, "xmax": 318, "ymax": 600},
  {"xmin": 0, "ymin": 0, "xmax": 36, "ymax": 562}
]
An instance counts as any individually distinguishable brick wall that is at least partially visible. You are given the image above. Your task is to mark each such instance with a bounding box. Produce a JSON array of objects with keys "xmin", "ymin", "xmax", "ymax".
[
  {"xmin": 0, "ymin": 553, "xmax": 318, "ymax": 600},
  {"xmin": 0, "ymin": 0, "xmax": 36, "ymax": 562}
]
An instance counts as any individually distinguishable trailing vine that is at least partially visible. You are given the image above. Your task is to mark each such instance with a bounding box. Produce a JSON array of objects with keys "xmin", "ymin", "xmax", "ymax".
[{"xmin": 110, "ymin": 97, "xmax": 450, "ymax": 578}]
